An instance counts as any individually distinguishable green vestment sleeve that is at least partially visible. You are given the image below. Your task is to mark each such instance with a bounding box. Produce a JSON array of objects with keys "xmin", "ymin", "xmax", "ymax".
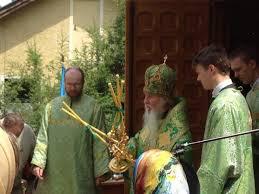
[
  {"xmin": 92, "ymin": 104, "xmax": 110, "ymax": 177},
  {"xmin": 127, "ymin": 132, "xmax": 141, "ymax": 159},
  {"xmin": 198, "ymin": 105, "xmax": 242, "ymax": 193},
  {"xmin": 246, "ymin": 83, "xmax": 259, "ymax": 194},
  {"xmin": 31, "ymin": 103, "xmax": 50, "ymax": 169},
  {"xmin": 246, "ymin": 85, "xmax": 259, "ymax": 151}
]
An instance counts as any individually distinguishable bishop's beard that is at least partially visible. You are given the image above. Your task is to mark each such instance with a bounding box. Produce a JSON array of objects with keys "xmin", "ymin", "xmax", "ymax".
[{"xmin": 142, "ymin": 109, "xmax": 164, "ymax": 147}]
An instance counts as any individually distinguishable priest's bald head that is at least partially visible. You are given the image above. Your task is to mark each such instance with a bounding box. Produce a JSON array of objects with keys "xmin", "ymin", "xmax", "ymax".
[{"xmin": 65, "ymin": 67, "xmax": 85, "ymax": 99}]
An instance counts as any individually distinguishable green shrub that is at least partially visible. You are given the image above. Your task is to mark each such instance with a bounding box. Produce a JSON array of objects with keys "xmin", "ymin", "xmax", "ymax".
[
  {"xmin": 2, "ymin": 42, "xmax": 59, "ymax": 132},
  {"xmin": 72, "ymin": 0, "xmax": 125, "ymax": 129},
  {"xmin": 1, "ymin": 0, "xmax": 125, "ymax": 132}
]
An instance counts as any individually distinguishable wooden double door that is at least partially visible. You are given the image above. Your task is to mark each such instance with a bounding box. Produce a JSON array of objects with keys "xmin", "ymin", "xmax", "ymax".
[{"xmin": 125, "ymin": 0, "xmax": 210, "ymax": 168}]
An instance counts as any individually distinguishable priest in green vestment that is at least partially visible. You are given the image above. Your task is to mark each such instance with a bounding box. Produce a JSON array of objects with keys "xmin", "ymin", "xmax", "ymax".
[
  {"xmin": 127, "ymin": 61, "xmax": 192, "ymax": 193},
  {"xmin": 127, "ymin": 63, "xmax": 192, "ymax": 163},
  {"xmin": 230, "ymin": 45, "xmax": 259, "ymax": 193},
  {"xmin": 31, "ymin": 67, "xmax": 110, "ymax": 194},
  {"xmin": 193, "ymin": 44, "xmax": 255, "ymax": 194}
]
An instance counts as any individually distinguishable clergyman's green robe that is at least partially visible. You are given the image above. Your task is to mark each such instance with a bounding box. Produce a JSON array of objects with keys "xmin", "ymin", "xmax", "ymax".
[
  {"xmin": 128, "ymin": 97, "xmax": 192, "ymax": 164},
  {"xmin": 31, "ymin": 95, "xmax": 109, "ymax": 194},
  {"xmin": 246, "ymin": 80, "xmax": 259, "ymax": 194},
  {"xmin": 127, "ymin": 97, "xmax": 192, "ymax": 194},
  {"xmin": 198, "ymin": 88, "xmax": 255, "ymax": 194}
]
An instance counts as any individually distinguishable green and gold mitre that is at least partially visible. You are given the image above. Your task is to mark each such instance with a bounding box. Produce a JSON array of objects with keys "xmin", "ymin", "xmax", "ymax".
[{"xmin": 144, "ymin": 59, "xmax": 176, "ymax": 97}]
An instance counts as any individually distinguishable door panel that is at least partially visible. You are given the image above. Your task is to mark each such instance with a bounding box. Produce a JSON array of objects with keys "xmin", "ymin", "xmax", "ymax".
[{"xmin": 126, "ymin": 0, "xmax": 210, "ymax": 168}]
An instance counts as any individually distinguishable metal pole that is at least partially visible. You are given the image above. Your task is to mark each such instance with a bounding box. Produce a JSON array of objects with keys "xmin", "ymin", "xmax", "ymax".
[{"xmin": 174, "ymin": 128, "xmax": 259, "ymax": 155}]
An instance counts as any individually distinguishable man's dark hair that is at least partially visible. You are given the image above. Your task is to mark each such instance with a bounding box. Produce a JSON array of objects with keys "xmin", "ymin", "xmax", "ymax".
[
  {"xmin": 192, "ymin": 44, "xmax": 230, "ymax": 74},
  {"xmin": 65, "ymin": 67, "xmax": 85, "ymax": 85},
  {"xmin": 229, "ymin": 45, "xmax": 258, "ymax": 65}
]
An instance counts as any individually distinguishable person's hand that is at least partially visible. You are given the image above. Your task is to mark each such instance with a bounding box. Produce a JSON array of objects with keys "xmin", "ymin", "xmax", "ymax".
[
  {"xmin": 32, "ymin": 166, "xmax": 44, "ymax": 180},
  {"xmin": 95, "ymin": 172, "xmax": 111, "ymax": 186},
  {"xmin": 95, "ymin": 177, "xmax": 103, "ymax": 186}
]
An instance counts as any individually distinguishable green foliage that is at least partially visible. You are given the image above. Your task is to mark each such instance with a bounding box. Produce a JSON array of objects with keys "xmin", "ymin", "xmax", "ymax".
[
  {"xmin": 2, "ymin": 42, "xmax": 59, "ymax": 131},
  {"xmin": 104, "ymin": 0, "xmax": 126, "ymax": 76},
  {"xmin": 72, "ymin": 0, "xmax": 125, "ymax": 129}
]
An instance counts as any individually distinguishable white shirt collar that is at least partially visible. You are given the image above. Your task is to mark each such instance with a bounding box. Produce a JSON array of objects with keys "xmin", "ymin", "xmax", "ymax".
[{"xmin": 212, "ymin": 79, "xmax": 233, "ymax": 98}]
